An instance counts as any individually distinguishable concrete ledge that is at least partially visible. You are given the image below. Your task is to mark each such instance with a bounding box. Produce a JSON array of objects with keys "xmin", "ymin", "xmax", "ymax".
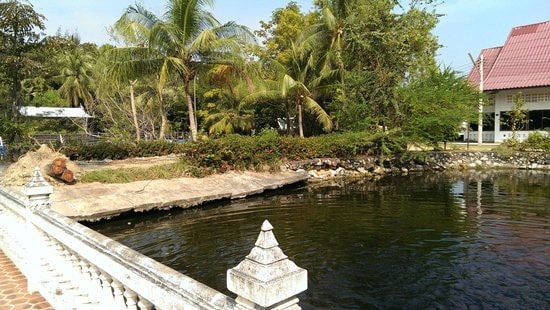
[{"xmin": 49, "ymin": 170, "xmax": 308, "ymax": 221}]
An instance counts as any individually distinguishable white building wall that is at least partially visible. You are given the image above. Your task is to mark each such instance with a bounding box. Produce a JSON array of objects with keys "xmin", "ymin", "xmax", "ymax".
[{"xmin": 483, "ymin": 86, "xmax": 550, "ymax": 142}]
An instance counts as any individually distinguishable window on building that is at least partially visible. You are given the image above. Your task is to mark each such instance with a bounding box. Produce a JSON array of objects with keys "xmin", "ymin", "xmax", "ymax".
[
  {"xmin": 506, "ymin": 92, "xmax": 550, "ymax": 104},
  {"xmin": 470, "ymin": 113, "xmax": 495, "ymax": 131},
  {"xmin": 500, "ymin": 112, "xmax": 513, "ymax": 131},
  {"xmin": 500, "ymin": 109, "xmax": 550, "ymax": 131},
  {"xmin": 528, "ymin": 109, "xmax": 550, "ymax": 130}
]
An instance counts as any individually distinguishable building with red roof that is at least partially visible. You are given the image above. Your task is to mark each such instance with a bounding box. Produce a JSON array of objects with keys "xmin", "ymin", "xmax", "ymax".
[{"xmin": 467, "ymin": 20, "xmax": 550, "ymax": 142}]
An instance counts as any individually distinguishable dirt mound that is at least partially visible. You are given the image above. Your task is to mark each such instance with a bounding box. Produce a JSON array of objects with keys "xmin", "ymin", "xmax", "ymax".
[{"xmin": 1, "ymin": 145, "xmax": 81, "ymax": 187}]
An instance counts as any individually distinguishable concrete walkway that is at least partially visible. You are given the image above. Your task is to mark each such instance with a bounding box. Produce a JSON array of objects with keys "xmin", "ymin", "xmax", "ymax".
[
  {"xmin": 0, "ymin": 250, "xmax": 52, "ymax": 310},
  {"xmin": 50, "ymin": 170, "xmax": 308, "ymax": 221}
]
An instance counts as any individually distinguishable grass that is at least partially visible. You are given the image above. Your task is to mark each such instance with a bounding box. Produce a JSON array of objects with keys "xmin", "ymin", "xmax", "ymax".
[
  {"xmin": 408, "ymin": 142, "xmax": 500, "ymax": 152},
  {"xmin": 79, "ymin": 161, "xmax": 212, "ymax": 183},
  {"xmin": 445, "ymin": 142, "xmax": 499, "ymax": 152}
]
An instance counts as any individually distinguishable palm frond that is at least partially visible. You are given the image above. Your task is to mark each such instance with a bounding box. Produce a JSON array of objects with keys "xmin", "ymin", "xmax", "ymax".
[
  {"xmin": 240, "ymin": 90, "xmax": 282, "ymax": 108},
  {"xmin": 112, "ymin": 3, "xmax": 159, "ymax": 45},
  {"xmin": 106, "ymin": 47, "xmax": 162, "ymax": 81},
  {"xmin": 303, "ymin": 96, "xmax": 333, "ymax": 132}
]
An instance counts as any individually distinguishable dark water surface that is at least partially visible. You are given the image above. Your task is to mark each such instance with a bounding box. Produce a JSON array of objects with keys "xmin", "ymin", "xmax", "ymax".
[{"xmin": 89, "ymin": 171, "xmax": 550, "ymax": 309}]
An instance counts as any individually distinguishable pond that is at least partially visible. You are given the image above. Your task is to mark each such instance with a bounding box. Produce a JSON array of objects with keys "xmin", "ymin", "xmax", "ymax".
[{"xmin": 89, "ymin": 171, "xmax": 550, "ymax": 309}]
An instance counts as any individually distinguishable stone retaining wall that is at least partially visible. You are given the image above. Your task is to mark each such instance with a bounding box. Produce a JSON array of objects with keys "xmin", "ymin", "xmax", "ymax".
[{"xmin": 285, "ymin": 152, "xmax": 550, "ymax": 180}]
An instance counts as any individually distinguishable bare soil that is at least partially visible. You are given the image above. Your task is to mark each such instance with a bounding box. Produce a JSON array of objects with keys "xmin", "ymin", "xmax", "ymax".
[
  {"xmin": 1, "ymin": 145, "xmax": 80, "ymax": 187},
  {"xmin": 0, "ymin": 145, "xmax": 180, "ymax": 187}
]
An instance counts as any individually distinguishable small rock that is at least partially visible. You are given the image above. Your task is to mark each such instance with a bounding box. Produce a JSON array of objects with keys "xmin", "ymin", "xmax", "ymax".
[
  {"xmin": 308, "ymin": 170, "xmax": 319, "ymax": 178},
  {"xmin": 335, "ymin": 167, "xmax": 346, "ymax": 176}
]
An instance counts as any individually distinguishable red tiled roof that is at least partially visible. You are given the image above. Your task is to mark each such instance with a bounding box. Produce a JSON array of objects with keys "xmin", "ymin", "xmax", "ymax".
[
  {"xmin": 468, "ymin": 21, "xmax": 550, "ymax": 91},
  {"xmin": 467, "ymin": 46, "xmax": 502, "ymax": 88}
]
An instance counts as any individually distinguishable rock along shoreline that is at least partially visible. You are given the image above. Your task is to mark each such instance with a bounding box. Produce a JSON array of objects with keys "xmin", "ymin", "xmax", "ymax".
[{"xmin": 284, "ymin": 151, "xmax": 550, "ymax": 181}]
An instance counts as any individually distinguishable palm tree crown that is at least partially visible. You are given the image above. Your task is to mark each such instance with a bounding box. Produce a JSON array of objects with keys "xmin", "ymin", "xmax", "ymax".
[
  {"xmin": 57, "ymin": 47, "xmax": 94, "ymax": 108},
  {"xmin": 113, "ymin": 0, "xmax": 254, "ymax": 141}
]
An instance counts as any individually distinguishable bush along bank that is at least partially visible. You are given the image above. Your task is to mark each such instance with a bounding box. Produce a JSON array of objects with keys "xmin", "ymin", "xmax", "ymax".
[
  {"xmin": 57, "ymin": 131, "xmax": 549, "ymax": 180},
  {"xmin": 284, "ymin": 151, "xmax": 550, "ymax": 181}
]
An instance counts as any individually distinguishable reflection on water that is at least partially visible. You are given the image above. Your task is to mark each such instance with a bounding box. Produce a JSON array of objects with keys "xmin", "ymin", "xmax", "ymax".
[{"xmin": 89, "ymin": 171, "xmax": 550, "ymax": 309}]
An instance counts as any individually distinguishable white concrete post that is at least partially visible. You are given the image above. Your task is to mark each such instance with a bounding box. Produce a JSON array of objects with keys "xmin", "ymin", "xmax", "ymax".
[
  {"xmin": 227, "ymin": 220, "xmax": 308, "ymax": 310},
  {"xmin": 24, "ymin": 167, "xmax": 53, "ymax": 211},
  {"xmin": 23, "ymin": 167, "xmax": 53, "ymax": 294}
]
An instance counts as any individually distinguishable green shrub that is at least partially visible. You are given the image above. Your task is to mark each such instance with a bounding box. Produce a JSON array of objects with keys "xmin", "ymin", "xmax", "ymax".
[
  {"xmin": 520, "ymin": 131, "xmax": 550, "ymax": 151},
  {"xmin": 61, "ymin": 131, "xmax": 405, "ymax": 172},
  {"xmin": 494, "ymin": 131, "xmax": 550, "ymax": 155}
]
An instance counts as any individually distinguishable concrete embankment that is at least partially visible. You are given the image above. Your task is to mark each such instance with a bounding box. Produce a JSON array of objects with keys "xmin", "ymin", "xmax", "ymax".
[
  {"xmin": 4, "ymin": 151, "xmax": 548, "ymax": 221},
  {"xmin": 50, "ymin": 170, "xmax": 308, "ymax": 222}
]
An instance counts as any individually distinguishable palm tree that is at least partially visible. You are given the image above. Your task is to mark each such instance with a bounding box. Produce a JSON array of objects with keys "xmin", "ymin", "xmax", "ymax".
[
  {"xmin": 57, "ymin": 47, "xmax": 95, "ymax": 109},
  {"xmin": 302, "ymin": 0, "xmax": 351, "ymax": 83},
  {"xmin": 201, "ymin": 76, "xmax": 254, "ymax": 135},
  {"xmin": 105, "ymin": 46, "xmax": 152, "ymax": 141},
  {"xmin": 199, "ymin": 56, "xmax": 264, "ymax": 135},
  {"xmin": 243, "ymin": 44, "xmax": 333, "ymax": 138},
  {"xmin": 135, "ymin": 79, "xmax": 177, "ymax": 139},
  {"xmin": 203, "ymin": 100, "xmax": 254, "ymax": 135},
  {"xmin": 113, "ymin": 0, "xmax": 254, "ymax": 141}
]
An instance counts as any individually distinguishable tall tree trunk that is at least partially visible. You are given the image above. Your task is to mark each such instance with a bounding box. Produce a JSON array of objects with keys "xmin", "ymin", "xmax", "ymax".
[
  {"xmin": 297, "ymin": 102, "xmax": 304, "ymax": 138},
  {"xmin": 286, "ymin": 111, "xmax": 292, "ymax": 135},
  {"xmin": 129, "ymin": 80, "xmax": 141, "ymax": 141},
  {"xmin": 10, "ymin": 75, "xmax": 20, "ymax": 121},
  {"xmin": 159, "ymin": 95, "xmax": 167, "ymax": 140},
  {"xmin": 184, "ymin": 80, "xmax": 198, "ymax": 141}
]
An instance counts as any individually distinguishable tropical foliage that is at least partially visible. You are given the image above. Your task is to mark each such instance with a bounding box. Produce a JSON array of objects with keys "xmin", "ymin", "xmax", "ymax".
[
  {"xmin": 399, "ymin": 67, "xmax": 480, "ymax": 147},
  {"xmin": 0, "ymin": 0, "xmax": 487, "ymax": 160},
  {"xmin": 110, "ymin": 0, "xmax": 255, "ymax": 141}
]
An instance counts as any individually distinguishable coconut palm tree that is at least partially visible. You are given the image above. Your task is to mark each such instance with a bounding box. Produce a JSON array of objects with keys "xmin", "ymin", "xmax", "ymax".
[
  {"xmin": 302, "ymin": 0, "xmax": 351, "ymax": 83},
  {"xmin": 105, "ymin": 46, "xmax": 155, "ymax": 141},
  {"xmin": 243, "ymin": 44, "xmax": 333, "ymax": 138},
  {"xmin": 198, "ymin": 56, "xmax": 263, "ymax": 135},
  {"xmin": 57, "ymin": 47, "xmax": 95, "ymax": 109},
  {"xmin": 201, "ymin": 78, "xmax": 255, "ymax": 135},
  {"xmin": 113, "ymin": 0, "xmax": 254, "ymax": 141}
]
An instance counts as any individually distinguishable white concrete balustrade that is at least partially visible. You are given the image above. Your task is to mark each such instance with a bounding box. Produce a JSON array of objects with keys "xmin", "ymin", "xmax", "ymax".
[{"xmin": 0, "ymin": 168, "xmax": 307, "ymax": 309}]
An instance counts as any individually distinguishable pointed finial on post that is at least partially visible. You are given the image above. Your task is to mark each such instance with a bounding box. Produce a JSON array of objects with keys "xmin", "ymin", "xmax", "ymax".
[
  {"xmin": 24, "ymin": 167, "xmax": 53, "ymax": 211},
  {"xmin": 227, "ymin": 220, "xmax": 307, "ymax": 309}
]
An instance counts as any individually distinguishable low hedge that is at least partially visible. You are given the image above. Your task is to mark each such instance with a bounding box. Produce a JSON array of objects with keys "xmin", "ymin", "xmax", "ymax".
[{"xmin": 60, "ymin": 130, "xmax": 404, "ymax": 171}]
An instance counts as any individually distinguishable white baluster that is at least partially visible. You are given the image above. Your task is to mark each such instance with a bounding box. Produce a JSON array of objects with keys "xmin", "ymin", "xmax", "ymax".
[
  {"xmin": 137, "ymin": 297, "xmax": 154, "ymax": 310},
  {"xmin": 89, "ymin": 265, "xmax": 102, "ymax": 286},
  {"xmin": 111, "ymin": 279, "xmax": 127, "ymax": 308},
  {"xmin": 124, "ymin": 288, "xmax": 139, "ymax": 310},
  {"xmin": 55, "ymin": 245, "xmax": 81, "ymax": 305},
  {"xmin": 79, "ymin": 259, "xmax": 92, "ymax": 279},
  {"xmin": 99, "ymin": 272, "xmax": 115, "ymax": 305}
]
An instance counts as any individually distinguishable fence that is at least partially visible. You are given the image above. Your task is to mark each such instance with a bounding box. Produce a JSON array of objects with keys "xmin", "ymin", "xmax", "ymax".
[
  {"xmin": 32, "ymin": 133, "xmax": 101, "ymax": 145},
  {"xmin": 0, "ymin": 168, "xmax": 307, "ymax": 309}
]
